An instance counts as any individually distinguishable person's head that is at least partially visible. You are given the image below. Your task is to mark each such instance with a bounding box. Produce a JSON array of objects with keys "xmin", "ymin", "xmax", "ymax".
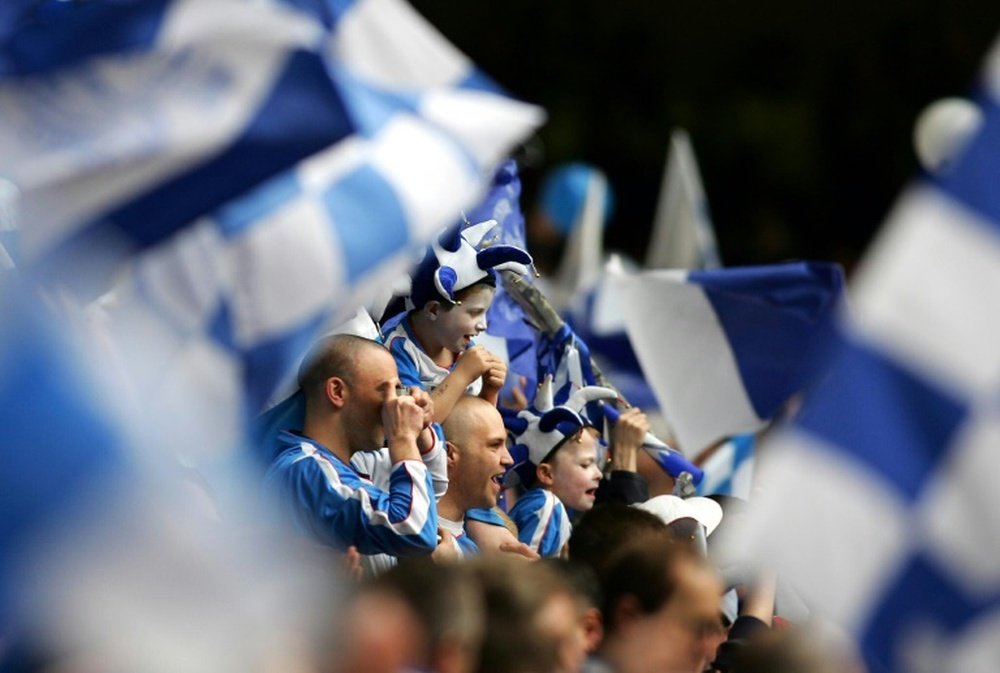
[
  {"xmin": 599, "ymin": 542, "xmax": 725, "ymax": 673},
  {"xmin": 542, "ymin": 558, "xmax": 605, "ymax": 660},
  {"xmin": 297, "ymin": 334, "xmax": 399, "ymax": 453},
  {"xmin": 536, "ymin": 427, "xmax": 603, "ymax": 511},
  {"xmin": 441, "ymin": 396, "xmax": 513, "ymax": 513},
  {"xmin": 505, "ymin": 384, "xmax": 618, "ymax": 512},
  {"xmin": 336, "ymin": 559, "xmax": 484, "ymax": 673},
  {"xmin": 418, "ymin": 279, "xmax": 496, "ymax": 354},
  {"xmin": 569, "ymin": 503, "xmax": 671, "ymax": 578},
  {"xmin": 408, "ymin": 221, "xmax": 531, "ymax": 346},
  {"xmin": 467, "ymin": 556, "xmax": 581, "ymax": 673}
]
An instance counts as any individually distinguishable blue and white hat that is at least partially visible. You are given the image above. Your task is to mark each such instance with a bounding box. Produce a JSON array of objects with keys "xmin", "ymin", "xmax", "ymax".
[
  {"xmin": 408, "ymin": 219, "xmax": 532, "ymax": 310},
  {"xmin": 504, "ymin": 377, "xmax": 619, "ymax": 466}
]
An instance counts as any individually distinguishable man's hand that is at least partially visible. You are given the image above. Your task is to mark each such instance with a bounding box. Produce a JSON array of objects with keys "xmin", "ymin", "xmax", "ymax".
[
  {"xmin": 382, "ymin": 389, "xmax": 425, "ymax": 463},
  {"xmin": 431, "ymin": 528, "xmax": 460, "ymax": 564},
  {"xmin": 499, "ymin": 540, "xmax": 540, "ymax": 561},
  {"xmin": 610, "ymin": 407, "xmax": 650, "ymax": 472},
  {"xmin": 408, "ymin": 386, "xmax": 435, "ymax": 429}
]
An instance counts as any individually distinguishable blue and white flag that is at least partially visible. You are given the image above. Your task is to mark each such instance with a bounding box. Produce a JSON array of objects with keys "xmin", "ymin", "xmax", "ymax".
[
  {"xmin": 608, "ymin": 261, "xmax": 844, "ymax": 456},
  {"xmin": 743, "ymin": 38, "xmax": 1000, "ymax": 673},
  {"xmin": 1, "ymin": 0, "xmax": 543, "ymax": 460},
  {"xmin": 463, "ymin": 160, "xmax": 540, "ymax": 403},
  {"xmin": 645, "ymin": 128, "xmax": 721, "ymax": 271}
]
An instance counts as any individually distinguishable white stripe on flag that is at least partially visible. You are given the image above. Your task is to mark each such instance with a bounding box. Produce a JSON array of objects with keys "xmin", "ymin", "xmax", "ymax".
[
  {"xmin": 609, "ymin": 268, "xmax": 760, "ymax": 455},
  {"xmin": 852, "ymin": 186, "xmax": 1000, "ymax": 399}
]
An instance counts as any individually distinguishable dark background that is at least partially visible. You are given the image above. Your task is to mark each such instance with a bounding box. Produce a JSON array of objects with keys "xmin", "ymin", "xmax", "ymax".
[{"xmin": 413, "ymin": 0, "xmax": 1000, "ymax": 274}]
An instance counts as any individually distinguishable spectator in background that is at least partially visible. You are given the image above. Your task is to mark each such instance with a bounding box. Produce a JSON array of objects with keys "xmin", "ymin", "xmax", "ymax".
[
  {"xmin": 588, "ymin": 541, "xmax": 725, "ymax": 673},
  {"xmin": 334, "ymin": 559, "xmax": 484, "ymax": 673}
]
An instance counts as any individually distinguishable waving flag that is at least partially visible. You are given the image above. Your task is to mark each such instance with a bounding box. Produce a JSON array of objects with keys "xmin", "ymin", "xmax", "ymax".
[
  {"xmin": 744, "ymin": 38, "xmax": 1000, "ymax": 673},
  {"xmin": 1, "ymin": 0, "xmax": 543, "ymax": 459},
  {"xmin": 608, "ymin": 262, "xmax": 844, "ymax": 456},
  {"xmin": 645, "ymin": 128, "xmax": 721, "ymax": 271},
  {"xmin": 463, "ymin": 160, "xmax": 540, "ymax": 403}
]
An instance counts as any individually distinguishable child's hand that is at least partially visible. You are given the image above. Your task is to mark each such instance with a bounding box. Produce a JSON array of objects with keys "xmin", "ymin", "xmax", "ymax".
[
  {"xmin": 611, "ymin": 407, "xmax": 650, "ymax": 472},
  {"xmin": 481, "ymin": 354, "xmax": 507, "ymax": 392},
  {"xmin": 455, "ymin": 345, "xmax": 493, "ymax": 379}
]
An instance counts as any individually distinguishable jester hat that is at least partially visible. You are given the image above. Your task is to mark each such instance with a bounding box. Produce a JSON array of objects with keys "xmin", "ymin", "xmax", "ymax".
[
  {"xmin": 503, "ymin": 377, "xmax": 619, "ymax": 467},
  {"xmin": 407, "ymin": 219, "xmax": 533, "ymax": 310}
]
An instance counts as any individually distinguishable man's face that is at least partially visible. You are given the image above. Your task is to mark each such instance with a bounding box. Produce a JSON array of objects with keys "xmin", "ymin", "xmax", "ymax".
[
  {"xmin": 549, "ymin": 430, "xmax": 603, "ymax": 511},
  {"xmin": 451, "ymin": 405, "xmax": 512, "ymax": 510},
  {"xmin": 434, "ymin": 284, "xmax": 495, "ymax": 354},
  {"xmin": 628, "ymin": 558, "xmax": 725, "ymax": 673},
  {"xmin": 344, "ymin": 347, "xmax": 400, "ymax": 452}
]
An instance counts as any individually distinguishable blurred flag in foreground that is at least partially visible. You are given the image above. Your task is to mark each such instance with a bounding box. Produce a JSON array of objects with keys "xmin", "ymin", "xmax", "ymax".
[
  {"xmin": 608, "ymin": 262, "xmax": 844, "ymax": 457},
  {"xmin": 745, "ymin": 38, "xmax": 1000, "ymax": 673},
  {"xmin": 645, "ymin": 128, "xmax": 721, "ymax": 271},
  {"xmin": 1, "ymin": 0, "xmax": 543, "ymax": 459}
]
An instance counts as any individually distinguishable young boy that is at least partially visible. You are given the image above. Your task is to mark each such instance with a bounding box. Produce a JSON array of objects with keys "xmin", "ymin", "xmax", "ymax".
[
  {"xmin": 382, "ymin": 219, "xmax": 532, "ymax": 536},
  {"xmin": 382, "ymin": 219, "xmax": 533, "ymax": 424},
  {"xmin": 505, "ymin": 383, "xmax": 621, "ymax": 557}
]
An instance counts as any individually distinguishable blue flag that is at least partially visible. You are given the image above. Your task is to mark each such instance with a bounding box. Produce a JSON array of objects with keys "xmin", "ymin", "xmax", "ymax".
[
  {"xmin": 0, "ymin": 0, "xmax": 543, "ymax": 459},
  {"xmin": 610, "ymin": 261, "xmax": 844, "ymax": 455},
  {"xmin": 745, "ymin": 40, "xmax": 1000, "ymax": 673}
]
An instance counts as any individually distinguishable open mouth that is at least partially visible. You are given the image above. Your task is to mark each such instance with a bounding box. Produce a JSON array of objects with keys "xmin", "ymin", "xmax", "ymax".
[
  {"xmin": 585, "ymin": 487, "xmax": 598, "ymax": 498},
  {"xmin": 491, "ymin": 474, "xmax": 504, "ymax": 488}
]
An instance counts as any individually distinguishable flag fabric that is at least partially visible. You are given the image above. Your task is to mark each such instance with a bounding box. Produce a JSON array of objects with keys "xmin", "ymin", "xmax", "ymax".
[
  {"xmin": 463, "ymin": 160, "xmax": 540, "ymax": 403},
  {"xmin": 743, "ymin": 40, "xmax": 1000, "ymax": 673},
  {"xmin": 608, "ymin": 262, "xmax": 844, "ymax": 456},
  {"xmin": 1, "ymin": 0, "xmax": 543, "ymax": 458},
  {"xmin": 696, "ymin": 434, "xmax": 755, "ymax": 498},
  {"xmin": 645, "ymin": 128, "xmax": 721, "ymax": 270},
  {"xmin": 0, "ymin": 177, "xmax": 16, "ymax": 270}
]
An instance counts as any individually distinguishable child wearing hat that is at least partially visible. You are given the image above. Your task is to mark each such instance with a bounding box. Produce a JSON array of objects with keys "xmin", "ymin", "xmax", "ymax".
[
  {"xmin": 505, "ymin": 383, "xmax": 620, "ymax": 557},
  {"xmin": 382, "ymin": 219, "xmax": 533, "ymax": 424}
]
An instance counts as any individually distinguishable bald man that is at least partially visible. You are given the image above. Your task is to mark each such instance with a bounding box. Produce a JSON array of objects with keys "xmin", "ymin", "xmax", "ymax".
[
  {"xmin": 265, "ymin": 334, "xmax": 442, "ymax": 559},
  {"xmin": 437, "ymin": 396, "xmax": 513, "ymax": 556}
]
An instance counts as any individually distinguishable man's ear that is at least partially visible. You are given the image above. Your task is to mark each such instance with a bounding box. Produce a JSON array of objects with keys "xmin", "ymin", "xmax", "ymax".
[
  {"xmin": 582, "ymin": 607, "xmax": 604, "ymax": 654},
  {"xmin": 445, "ymin": 440, "xmax": 460, "ymax": 466},
  {"xmin": 325, "ymin": 376, "xmax": 347, "ymax": 409},
  {"xmin": 536, "ymin": 462, "xmax": 555, "ymax": 488}
]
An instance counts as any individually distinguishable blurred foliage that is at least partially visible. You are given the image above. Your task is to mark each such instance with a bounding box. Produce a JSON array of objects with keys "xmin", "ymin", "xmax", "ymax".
[{"xmin": 413, "ymin": 0, "xmax": 1000, "ymax": 272}]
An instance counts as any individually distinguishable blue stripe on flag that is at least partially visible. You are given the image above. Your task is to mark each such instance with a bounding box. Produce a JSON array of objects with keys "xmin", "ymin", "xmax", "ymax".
[
  {"xmin": 689, "ymin": 262, "xmax": 843, "ymax": 419},
  {"xmin": 0, "ymin": 0, "xmax": 169, "ymax": 77},
  {"xmin": 275, "ymin": 0, "xmax": 360, "ymax": 30},
  {"xmin": 216, "ymin": 172, "xmax": 302, "ymax": 237},
  {"xmin": 860, "ymin": 553, "xmax": 1000, "ymax": 673},
  {"xmin": 242, "ymin": 312, "xmax": 327, "ymax": 418},
  {"xmin": 323, "ymin": 164, "xmax": 409, "ymax": 282},
  {"xmin": 795, "ymin": 336, "xmax": 966, "ymax": 502},
  {"xmin": 41, "ymin": 49, "xmax": 352, "ymax": 269},
  {"xmin": 933, "ymin": 94, "xmax": 1000, "ymax": 230},
  {"xmin": 334, "ymin": 66, "xmax": 421, "ymax": 138}
]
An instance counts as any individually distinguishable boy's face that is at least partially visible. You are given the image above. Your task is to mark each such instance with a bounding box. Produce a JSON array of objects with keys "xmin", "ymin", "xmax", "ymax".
[
  {"xmin": 548, "ymin": 429, "xmax": 603, "ymax": 511},
  {"xmin": 434, "ymin": 284, "xmax": 495, "ymax": 354}
]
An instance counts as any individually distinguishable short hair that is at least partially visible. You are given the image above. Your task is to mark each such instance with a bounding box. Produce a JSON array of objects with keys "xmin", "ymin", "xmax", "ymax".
[
  {"xmin": 569, "ymin": 503, "xmax": 671, "ymax": 578},
  {"xmin": 370, "ymin": 558, "xmax": 484, "ymax": 663},
  {"xmin": 296, "ymin": 334, "xmax": 386, "ymax": 403},
  {"xmin": 541, "ymin": 558, "xmax": 601, "ymax": 610},
  {"xmin": 467, "ymin": 556, "xmax": 574, "ymax": 673},
  {"xmin": 599, "ymin": 540, "xmax": 691, "ymax": 635}
]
